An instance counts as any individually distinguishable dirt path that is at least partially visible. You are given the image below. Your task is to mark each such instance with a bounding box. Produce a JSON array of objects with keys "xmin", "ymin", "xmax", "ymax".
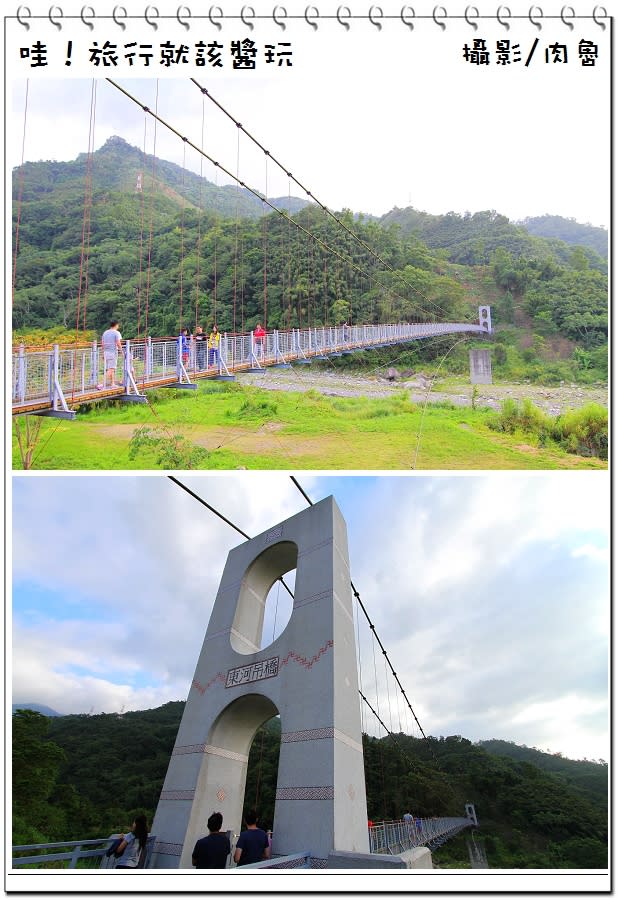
[{"xmin": 236, "ymin": 369, "xmax": 607, "ymax": 416}]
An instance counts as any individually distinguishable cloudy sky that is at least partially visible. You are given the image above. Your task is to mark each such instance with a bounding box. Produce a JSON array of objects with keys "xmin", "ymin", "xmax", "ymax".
[
  {"xmin": 12, "ymin": 472, "xmax": 609, "ymax": 763},
  {"xmin": 7, "ymin": 12, "xmax": 610, "ymax": 226}
]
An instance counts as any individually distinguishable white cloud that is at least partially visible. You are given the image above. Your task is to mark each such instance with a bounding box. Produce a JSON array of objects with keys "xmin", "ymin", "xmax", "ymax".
[
  {"xmin": 8, "ymin": 18, "xmax": 610, "ymax": 228},
  {"xmin": 572, "ymin": 543, "xmax": 609, "ymax": 563},
  {"xmin": 11, "ymin": 473, "xmax": 610, "ymax": 760}
]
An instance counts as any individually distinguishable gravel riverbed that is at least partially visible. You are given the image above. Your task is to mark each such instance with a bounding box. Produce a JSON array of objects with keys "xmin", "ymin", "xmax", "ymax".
[{"xmin": 236, "ymin": 368, "xmax": 607, "ymax": 416}]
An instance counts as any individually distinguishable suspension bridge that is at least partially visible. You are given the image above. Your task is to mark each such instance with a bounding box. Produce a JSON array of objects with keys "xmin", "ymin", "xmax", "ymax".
[
  {"xmin": 12, "ymin": 78, "xmax": 492, "ymax": 421},
  {"xmin": 11, "ymin": 479, "xmax": 486, "ymax": 870},
  {"xmin": 11, "ymin": 316, "xmax": 491, "ymax": 419}
]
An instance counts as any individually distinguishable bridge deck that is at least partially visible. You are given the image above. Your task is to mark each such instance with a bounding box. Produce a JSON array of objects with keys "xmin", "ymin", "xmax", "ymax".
[{"xmin": 12, "ymin": 322, "xmax": 489, "ymax": 417}]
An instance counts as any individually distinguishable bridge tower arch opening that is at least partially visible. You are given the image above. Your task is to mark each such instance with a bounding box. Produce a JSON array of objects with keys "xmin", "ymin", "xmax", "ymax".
[
  {"xmin": 231, "ymin": 540, "xmax": 297, "ymax": 655},
  {"xmin": 150, "ymin": 496, "xmax": 369, "ymax": 868}
]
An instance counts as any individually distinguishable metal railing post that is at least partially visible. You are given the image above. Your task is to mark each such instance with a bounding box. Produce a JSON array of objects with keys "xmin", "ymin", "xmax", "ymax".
[
  {"xmin": 90, "ymin": 341, "xmax": 97, "ymax": 389},
  {"xmin": 123, "ymin": 340, "xmax": 131, "ymax": 392},
  {"xmin": 176, "ymin": 334, "xmax": 183, "ymax": 382},
  {"xmin": 17, "ymin": 344, "xmax": 26, "ymax": 403}
]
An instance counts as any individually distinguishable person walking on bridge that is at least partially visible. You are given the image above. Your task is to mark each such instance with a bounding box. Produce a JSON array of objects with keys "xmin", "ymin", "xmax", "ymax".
[
  {"xmin": 233, "ymin": 810, "xmax": 270, "ymax": 866},
  {"xmin": 192, "ymin": 811, "xmax": 231, "ymax": 869},
  {"xmin": 100, "ymin": 320, "xmax": 122, "ymax": 389}
]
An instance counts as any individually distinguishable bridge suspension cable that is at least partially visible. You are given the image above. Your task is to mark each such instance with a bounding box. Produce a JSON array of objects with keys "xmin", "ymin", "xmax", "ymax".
[
  {"xmin": 165, "ymin": 474, "xmax": 462, "ymax": 802},
  {"xmin": 289, "ymin": 475, "xmax": 462, "ymax": 800},
  {"xmin": 190, "ymin": 78, "xmax": 468, "ymax": 324},
  {"xmin": 105, "ymin": 78, "xmax": 454, "ymax": 326},
  {"xmin": 12, "ymin": 80, "xmax": 29, "ymax": 306},
  {"xmin": 290, "ymin": 475, "xmax": 428, "ymax": 740}
]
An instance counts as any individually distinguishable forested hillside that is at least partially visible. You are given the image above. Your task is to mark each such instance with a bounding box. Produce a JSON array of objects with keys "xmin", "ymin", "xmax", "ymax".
[
  {"xmin": 12, "ymin": 706, "xmax": 608, "ymax": 869},
  {"xmin": 12, "ymin": 139, "xmax": 608, "ymax": 385},
  {"xmin": 380, "ymin": 207, "xmax": 608, "ymax": 267},
  {"xmin": 520, "ymin": 215, "xmax": 608, "ymax": 259}
]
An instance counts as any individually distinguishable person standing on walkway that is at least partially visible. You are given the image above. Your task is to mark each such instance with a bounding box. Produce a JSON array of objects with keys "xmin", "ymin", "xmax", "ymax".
[
  {"xmin": 253, "ymin": 321, "xmax": 266, "ymax": 359},
  {"xmin": 233, "ymin": 810, "xmax": 270, "ymax": 866},
  {"xmin": 100, "ymin": 320, "xmax": 122, "ymax": 389},
  {"xmin": 192, "ymin": 812, "xmax": 231, "ymax": 869},
  {"xmin": 179, "ymin": 327, "xmax": 190, "ymax": 369},
  {"xmin": 208, "ymin": 324, "xmax": 220, "ymax": 368},
  {"xmin": 194, "ymin": 324, "xmax": 207, "ymax": 370},
  {"xmin": 114, "ymin": 815, "xmax": 149, "ymax": 869}
]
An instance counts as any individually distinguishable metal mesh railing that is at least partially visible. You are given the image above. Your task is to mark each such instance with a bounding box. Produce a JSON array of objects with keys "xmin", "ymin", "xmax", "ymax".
[
  {"xmin": 369, "ymin": 817, "xmax": 473, "ymax": 855},
  {"xmin": 12, "ymin": 320, "xmax": 487, "ymax": 413}
]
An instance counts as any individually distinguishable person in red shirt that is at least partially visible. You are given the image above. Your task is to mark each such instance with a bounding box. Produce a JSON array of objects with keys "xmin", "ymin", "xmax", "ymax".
[{"xmin": 254, "ymin": 322, "xmax": 266, "ymax": 359}]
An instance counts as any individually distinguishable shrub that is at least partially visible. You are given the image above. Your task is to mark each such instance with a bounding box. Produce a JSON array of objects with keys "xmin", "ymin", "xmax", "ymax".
[
  {"xmin": 228, "ymin": 396, "xmax": 278, "ymax": 419},
  {"xmin": 554, "ymin": 404, "xmax": 608, "ymax": 460},
  {"xmin": 128, "ymin": 425, "xmax": 210, "ymax": 468},
  {"xmin": 490, "ymin": 398, "xmax": 607, "ymax": 460}
]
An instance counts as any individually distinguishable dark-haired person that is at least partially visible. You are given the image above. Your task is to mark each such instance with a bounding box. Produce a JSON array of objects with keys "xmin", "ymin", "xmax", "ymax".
[
  {"xmin": 233, "ymin": 810, "xmax": 270, "ymax": 866},
  {"xmin": 179, "ymin": 327, "xmax": 190, "ymax": 369},
  {"xmin": 99, "ymin": 320, "xmax": 122, "ymax": 389},
  {"xmin": 192, "ymin": 811, "xmax": 231, "ymax": 869},
  {"xmin": 253, "ymin": 321, "xmax": 266, "ymax": 359},
  {"xmin": 115, "ymin": 815, "xmax": 149, "ymax": 868},
  {"xmin": 194, "ymin": 324, "xmax": 207, "ymax": 370},
  {"xmin": 208, "ymin": 324, "xmax": 220, "ymax": 368}
]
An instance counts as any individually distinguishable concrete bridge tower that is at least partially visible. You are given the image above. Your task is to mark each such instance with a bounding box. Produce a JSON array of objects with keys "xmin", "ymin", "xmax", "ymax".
[{"xmin": 150, "ymin": 496, "xmax": 369, "ymax": 868}]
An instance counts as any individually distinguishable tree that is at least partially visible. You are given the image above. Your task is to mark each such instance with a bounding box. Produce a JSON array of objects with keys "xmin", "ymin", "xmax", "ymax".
[{"xmin": 12, "ymin": 709, "xmax": 67, "ymax": 842}]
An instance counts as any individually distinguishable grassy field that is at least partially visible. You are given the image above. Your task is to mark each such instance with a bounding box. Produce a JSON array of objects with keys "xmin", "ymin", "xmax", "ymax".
[{"xmin": 13, "ymin": 381, "xmax": 606, "ymax": 471}]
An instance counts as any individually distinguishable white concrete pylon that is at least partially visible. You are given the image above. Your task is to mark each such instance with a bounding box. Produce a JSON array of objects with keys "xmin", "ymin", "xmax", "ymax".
[{"xmin": 150, "ymin": 496, "xmax": 369, "ymax": 868}]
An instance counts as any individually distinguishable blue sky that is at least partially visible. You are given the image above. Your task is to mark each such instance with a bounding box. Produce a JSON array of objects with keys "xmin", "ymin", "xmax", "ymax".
[{"xmin": 11, "ymin": 472, "xmax": 609, "ymax": 762}]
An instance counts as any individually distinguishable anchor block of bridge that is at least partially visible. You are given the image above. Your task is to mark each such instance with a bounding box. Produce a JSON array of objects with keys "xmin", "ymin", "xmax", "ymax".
[
  {"xmin": 12, "ymin": 309, "xmax": 491, "ymax": 417},
  {"xmin": 150, "ymin": 496, "xmax": 369, "ymax": 868}
]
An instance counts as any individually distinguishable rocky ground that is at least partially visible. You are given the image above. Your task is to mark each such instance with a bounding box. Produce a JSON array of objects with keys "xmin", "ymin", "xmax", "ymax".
[{"xmin": 236, "ymin": 368, "xmax": 607, "ymax": 416}]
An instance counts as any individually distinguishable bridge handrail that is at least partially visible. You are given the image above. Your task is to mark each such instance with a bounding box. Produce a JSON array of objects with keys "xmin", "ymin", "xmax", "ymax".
[
  {"xmin": 12, "ymin": 834, "xmax": 157, "ymax": 869},
  {"xmin": 12, "ymin": 319, "xmax": 489, "ymax": 414},
  {"xmin": 239, "ymin": 851, "xmax": 312, "ymax": 869},
  {"xmin": 369, "ymin": 816, "xmax": 473, "ymax": 854},
  {"xmin": 12, "ymin": 837, "xmax": 114, "ymax": 868}
]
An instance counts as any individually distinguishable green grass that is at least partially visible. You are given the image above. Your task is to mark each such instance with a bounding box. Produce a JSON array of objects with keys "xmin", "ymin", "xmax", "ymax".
[{"xmin": 13, "ymin": 382, "xmax": 607, "ymax": 471}]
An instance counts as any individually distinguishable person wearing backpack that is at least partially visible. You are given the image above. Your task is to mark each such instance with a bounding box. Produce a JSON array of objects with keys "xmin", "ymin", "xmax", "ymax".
[{"xmin": 114, "ymin": 815, "xmax": 149, "ymax": 868}]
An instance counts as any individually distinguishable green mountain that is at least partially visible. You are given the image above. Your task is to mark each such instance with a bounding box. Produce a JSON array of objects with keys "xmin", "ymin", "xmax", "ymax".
[
  {"xmin": 19, "ymin": 136, "xmax": 309, "ymax": 220},
  {"xmin": 12, "ymin": 140, "xmax": 608, "ymax": 385},
  {"xmin": 478, "ymin": 739, "xmax": 607, "ymax": 809},
  {"xmin": 519, "ymin": 215, "xmax": 608, "ymax": 259},
  {"xmin": 379, "ymin": 207, "xmax": 607, "ymax": 269},
  {"xmin": 11, "ymin": 702, "xmax": 62, "ymax": 717},
  {"xmin": 12, "ymin": 705, "xmax": 608, "ymax": 869}
]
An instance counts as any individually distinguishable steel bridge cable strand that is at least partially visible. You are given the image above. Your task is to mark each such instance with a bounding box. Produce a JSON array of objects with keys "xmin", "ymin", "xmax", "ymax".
[
  {"xmin": 166, "ymin": 475, "xmax": 460, "ymax": 801},
  {"xmin": 166, "ymin": 476, "xmax": 398, "ymax": 738},
  {"xmin": 105, "ymin": 79, "xmax": 447, "ymax": 324},
  {"xmin": 167, "ymin": 476, "xmax": 294, "ymax": 599},
  {"xmin": 12, "ymin": 80, "xmax": 29, "ymax": 304},
  {"xmin": 190, "ymin": 78, "xmax": 467, "ymax": 324},
  {"xmin": 289, "ymin": 475, "xmax": 429, "ymax": 741}
]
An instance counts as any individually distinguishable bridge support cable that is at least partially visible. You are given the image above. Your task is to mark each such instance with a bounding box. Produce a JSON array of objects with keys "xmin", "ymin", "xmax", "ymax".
[
  {"xmin": 189, "ymin": 78, "xmax": 468, "ymax": 325},
  {"xmin": 411, "ymin": 335, "xmax": 474, "ymax": 470},
  {"xmin": 166, "ymin": 476, "xmax": 415, "ymax": 759},
  {"xmin": 12, "ymin": 80, "xmax": 29, "ymax": 306},
  {"xmin": 136, "ymin": 114, "xmax": 148, "ymax": 341},
  {"xmin": 105, "ymin": 79, "xmax": 445, "ymax": 326},
  {"xmin": 164, "ymin": 476, "xmax": 467, "ymax": 810},
  {"xmin": 143, "ymin": 81, "xmax": 160, "ymax": 339},
  {"xmin": 289, "ymin": 475, "xmax": 465, "ymax": 801},
  {"xmin": 194, "ymin": 95, "xmax": 206, "ymax": 332}
]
